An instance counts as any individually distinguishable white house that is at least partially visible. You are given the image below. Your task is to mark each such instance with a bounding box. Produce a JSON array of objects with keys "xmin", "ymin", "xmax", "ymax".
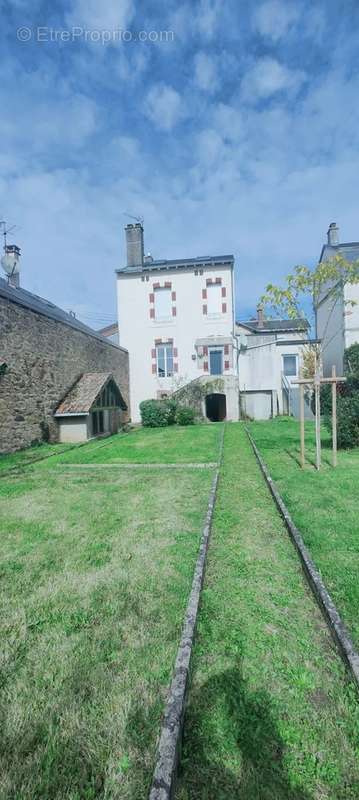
[
  {"xmin": 116, "ymin": 224, "xmax": 239, "ymax": 423},
  {"xmin": 236, "ymin": 309, "xmax": 311, "ymax": 419},
  {"xmin": 316, "ymin": 222, "xmax": 359, "ymax": 376}
]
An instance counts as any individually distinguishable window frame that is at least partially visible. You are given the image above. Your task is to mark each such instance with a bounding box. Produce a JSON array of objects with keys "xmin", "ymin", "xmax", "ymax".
[
  {"xmin": 154, "ymin": 287, "xmax": 172, "ymax": 321},
  {"xmin": 206, "ymin": 283, "xmax": 222, "ymax": 317},
  {"xmin": 282, "ymin": 353, "xmax": 298, "ymax": 377},
  {"xmin": 209, "ymin": 346, "xmax": 224, "ymax": 376},
  {"xmin": 156, "ymin": 343, "xmax": 174, "ymax": 378}
]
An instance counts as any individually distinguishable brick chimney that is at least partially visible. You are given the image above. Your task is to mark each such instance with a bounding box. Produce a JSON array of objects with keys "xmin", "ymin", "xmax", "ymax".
[
  {"xmin": 125, "ymin": 223, "xmax": 144, "ymax": 268},
  {"xmin": 257, "ymin": 304, "xmax": 264, "ymax": 327},
  {"xmin": 327, "ymin": 222, "xmax": 339, "ymax": 247}
]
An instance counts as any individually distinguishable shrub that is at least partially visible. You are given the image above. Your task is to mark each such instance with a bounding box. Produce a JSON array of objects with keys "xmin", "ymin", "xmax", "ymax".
[
  {"xmin": 139, "ymin": 398, "xmax": 177, "ymax": 428},
  {"xmin": 330, "ymin": 395, "xmax": 359, "ymax": 449},
  {"xmin": 175, "ymin": 405, "xmax": 195, "ymax": 426}
]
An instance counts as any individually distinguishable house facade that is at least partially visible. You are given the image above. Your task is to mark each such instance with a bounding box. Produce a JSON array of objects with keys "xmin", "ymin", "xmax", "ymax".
[
  {"xmin": 316, "ymin": 222, "xmax": 359, "ymax": 376},
  {"xmin": 236, "ymin": 310, "xmax": 311, "ymax": 419},
  {"xmin": 116, "ymin": 224, "xmax": 239, "ymax": 423}
]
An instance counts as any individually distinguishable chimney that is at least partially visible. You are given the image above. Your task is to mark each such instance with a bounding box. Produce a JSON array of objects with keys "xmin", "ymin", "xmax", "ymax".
[
  {"xmin": 125, "ymin": 223, "xmax": 144, "ymax": 268},
  {"xmin": 327, "ymin": 222, "xmax": 339, "ymax": 247},
  {"xmin": 1, "ymin": 244, "xmax": 21, "ymax": 288},
  {"xmin": 257, "ymin": 304, "xmax": 264, "ymax": 326}
]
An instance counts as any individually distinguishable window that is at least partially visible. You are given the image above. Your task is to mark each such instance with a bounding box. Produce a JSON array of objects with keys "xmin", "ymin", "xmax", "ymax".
[
  {"xmin": 209, "ymin": 348, "xmax": 223, "ymax": 375},
  {"xmin": 157, "ymin": 344, "xmax": 174, "ymax": 377},
  {"xmin": 154, "ymin": 288, "xmax": 171, "ymax": 320},
  {"xmin": 92, "ymin": 410, "xmax": 104, "ymax": 435},
  {"xmin": 207, "ymin": 283, "xmax": 222, "ymax": 315},
  {"xmin": 282, "ymin": 354, "xmax": 297, "ymax": 377}
]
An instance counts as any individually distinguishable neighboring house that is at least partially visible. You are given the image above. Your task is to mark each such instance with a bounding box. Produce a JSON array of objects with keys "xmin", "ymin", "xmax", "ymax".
[
  {"xmin": 97, "ymin": 322, "xmax": 119, "ymax": 344},
  {"xmin": 0, "ymin": 249, "xmax": 129, "ymax": 453},
  {"xmin": 116, "ymin": 223, "xmax": 239, "ymax": 423},
  {"xmin": 55, "ymin": 372, "xmax": 127, "ymax": 443},
  {"xmin": 316, "ymin": 222, "xmax": 359, "ymax": 376},
  {"xmin": 236, "ymin": 308, "xmax": 311, "ymax": 419}
]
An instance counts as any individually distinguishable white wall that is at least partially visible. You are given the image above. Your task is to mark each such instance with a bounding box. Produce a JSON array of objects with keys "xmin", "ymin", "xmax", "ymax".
[
  {"xmin": 58, "ymin": 416, "xmax": 88, "ymax": 443},
  {"xmin": 316, "ymin": 290, "xmax": 345, "ymax": 376},
  {"xmin": 344, "ymin": 283, "xmax": 359, "ymax": 351},
  {"xmin": 117, "ymin": 265, "xmax": 235, "ymax": 422}
]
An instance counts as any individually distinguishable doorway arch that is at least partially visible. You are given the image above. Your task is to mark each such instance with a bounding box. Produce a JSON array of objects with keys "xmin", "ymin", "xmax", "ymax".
[{"xmin": 205, "ymin": 393, "xmax": 227, "ymax": 422}]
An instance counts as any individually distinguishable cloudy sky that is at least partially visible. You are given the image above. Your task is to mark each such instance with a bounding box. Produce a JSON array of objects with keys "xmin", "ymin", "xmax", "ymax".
[{"xmin": 1, "ymin": 0, "xmax": 359, "ymax": 328}]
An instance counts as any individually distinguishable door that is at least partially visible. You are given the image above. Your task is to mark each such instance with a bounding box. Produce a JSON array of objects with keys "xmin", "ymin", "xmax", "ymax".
[{"xmin": 209, "ymin": 348, "xmax": 223, "ymax": 375}]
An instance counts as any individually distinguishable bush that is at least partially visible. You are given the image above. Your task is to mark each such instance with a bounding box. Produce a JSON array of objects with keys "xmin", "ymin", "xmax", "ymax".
[
  {"xmin": 139, "ymin": 398, "xmax": 177, "ymax": 428},
  {"xmin": 175, "ymin": 405, "xmax": 195, "ymax": 426},
  {"xmin": 330, "ymin": 395, "xmax": 359, "ymax": 449}
]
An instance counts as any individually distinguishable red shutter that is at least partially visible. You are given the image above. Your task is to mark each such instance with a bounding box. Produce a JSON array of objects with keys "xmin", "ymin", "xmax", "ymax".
[
  {"xmin": 171, "ymin": 291, "xmax": 176, "ymax": 301},
  {"xmin": 174, "ymin": 363, "xmax": 178, "ymax": 372},
  {"xmin": 203, "ymin": 360, "xmax": 209, "ymax": 372},
  {"xmin": 164, "ymin": 281, "xmax": 172, "ymax": 288},
  {"xmin": 153, "ymin": 282, "xmax": 160, "ymax": 289},
  {"xmin": 206, "ymin": 278, "xmax": 212, "ymax": 286},
  {"xmin": 172, "ymin": 306, "xmax": 177, "ymax": 317},
  {"xmin": 155, "ymin": 338, "xmax": 162, "ymax": 344},
  {"xmin": 149, "ymin": 293, "xmax": 154, "ymax": 303},
  {"xmin": 222, "ymin": 303, "xmax": 227, "ymax": 313},
  {"xmin": 215, "ymin": 277, "xmax": 221, "ymax": 284},
  {"xmin": 150, "ymin": 308, "xmax": 155, "ymax": 319},
  {"xmin": 224, "ymin": 360, "xmax": 230, "ymax": 370},
  {"xmin": 173, "ymin": 348, "xmax": 178, "ymax": 358},
  {"xmin": 221, "ymin": 286, "xmax": 226, "ymax": 297},
  {"xmin": 203, "ymin": 346, "xmax": 208, "ymax": 356},
  {"xmin": 202, "ymin": 288, "xmax": 207, "ymax": 299},
  {"xmin": 152, "ymin": 364, "xmax": 157, "ymax": 374},
  {"xmin": 203, "ymin": 304, "xmax": 207, "ymax": 315},
  {"xmin": 224, "ymin": 344, "xmax": 229, "ymax": 355},
  {"xmin": 151, "ymin": 348, "xmax": 156, "ymax": 359}
]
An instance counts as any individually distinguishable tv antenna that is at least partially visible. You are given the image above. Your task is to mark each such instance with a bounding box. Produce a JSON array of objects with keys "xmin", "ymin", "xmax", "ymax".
[
  {"xmin": 0, "ymin": 220, "xmax": 17, "ymax": 251},
  {"xmin": 123, "ymin": 212, "xmax": 144, "ymax": 226}
]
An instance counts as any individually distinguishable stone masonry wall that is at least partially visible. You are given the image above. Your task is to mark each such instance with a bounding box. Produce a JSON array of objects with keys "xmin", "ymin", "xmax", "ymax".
[{"xmin": 0, "ymin": 296, "xmax": 129, "ymax": 453}]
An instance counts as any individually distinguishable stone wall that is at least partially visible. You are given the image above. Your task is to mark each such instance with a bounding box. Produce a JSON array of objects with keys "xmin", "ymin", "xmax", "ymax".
[{"xmin": 0, "ymin": 296, "xmax": 129, "ymax": 453}]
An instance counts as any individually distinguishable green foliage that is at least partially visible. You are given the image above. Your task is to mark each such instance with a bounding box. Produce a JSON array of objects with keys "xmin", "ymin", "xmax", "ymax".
[
  {"xmin": 139, "ymin": 398, "xmax": 177, "ymax": 427},
  {"xmin": 175, "ymin": 405, "xmax": 196, "ymax": 426},
  {"xmin": 261, "ymin": 255, "xmax": 359, "ymax": 320},
  {"xmin": 344, "ymin": 344, "xmax": 359, "ymax": 374},
  {"xmin": 334, "ymin": 395, "xmax": 359, "ymax": 449}
]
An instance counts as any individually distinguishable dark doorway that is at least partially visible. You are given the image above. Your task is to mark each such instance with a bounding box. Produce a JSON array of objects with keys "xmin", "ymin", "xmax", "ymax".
[{"xmin": 205, "ymin": 393, "xmax": 227, "ymax": 422}]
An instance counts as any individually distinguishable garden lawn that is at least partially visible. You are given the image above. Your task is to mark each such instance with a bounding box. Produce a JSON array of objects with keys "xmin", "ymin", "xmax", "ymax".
[
  {"xmin": 176, "ymin": 424, "xmax": 359, "ymax": 800},
  {"xmin": 0, "ymin": 449, "xmax": 214, "ymax": 798},
  {"xmin": 39, "ymin": 424, "xmax": 223, "ymax": 467},
  {"xmin": 0, "ymin": 441, "xmax": 76, "ymax": 474},
  {"xmin": 249, "ymin": 417, "xmax": 359, "ymax": 650}
]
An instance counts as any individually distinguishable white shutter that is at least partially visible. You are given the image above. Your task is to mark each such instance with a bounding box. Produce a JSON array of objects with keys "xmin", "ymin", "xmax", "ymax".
[
  {"xmin": 155, "ymin": 288, "xmax": 171, "ymax": 320},
  {"xmin": 207, "ymin": 284, "xmax": 221, "ymax": 315}
]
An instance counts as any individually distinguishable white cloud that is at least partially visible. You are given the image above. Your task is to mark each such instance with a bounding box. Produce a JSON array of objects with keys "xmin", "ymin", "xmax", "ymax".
[
  {"xmin": 145, "ymin": 83, "xmax": 184, "ymax": 131},
  {"xmin": 196, "ymin": 0, "xmax": 221, "ymax": 39},
  {"xmin": 253, "ymin": 0, "xmax": 300, "ymax": 41},
  {"xmin": 65, "ymin": 0, "xmax": 135, "ymax": 36},
  {"xmin": 241, "ymin": 57, "xmax": 306, "ymax": 101},
  {"xmin": 194, "ymin": 52, "xmax": 218, "ymax": 92},
  {"xmin": 213, "ymin": 103, "xmax": 243, "ymax": 141}
]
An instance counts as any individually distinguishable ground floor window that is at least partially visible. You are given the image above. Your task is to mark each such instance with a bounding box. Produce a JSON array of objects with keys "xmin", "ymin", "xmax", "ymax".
[
  {"xmin": 157, "ymin": 344, "xmax": 174, "ymax": 377},
  {"xmin": 209, "ymin": 347, "xmax": 223, "ymax": 375},
  {"xmin": 92, "ymin": 410, "xmax": 104, "ymax": 435},
  {"xmin": 282, "ymin": 354, "xmax": 298, "ymax": 377}
]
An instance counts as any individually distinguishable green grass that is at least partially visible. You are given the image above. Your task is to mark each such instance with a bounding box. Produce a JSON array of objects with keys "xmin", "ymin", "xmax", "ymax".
[
  {"xmin": 0, "ymin": 441, "xmax": 76, "ymax": 473},
  {"xmin": 37, "ymin": 424, "xmax": 223, "ymax": 467},
  {"xmin": 249, "ymin": 417, "xmax": 359, "ymax": 650},
  {"xmin": 0, "ymin": 436, "xmax": 215, "ymax": 798},
  {"xmin": 176, "ymin": 424, "xmax": 359, "ymax": 800}
]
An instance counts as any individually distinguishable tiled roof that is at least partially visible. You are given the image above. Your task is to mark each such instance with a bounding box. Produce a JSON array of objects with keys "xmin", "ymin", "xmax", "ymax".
[
  {"xmin": 116, "ymin": 255, "xmax": 234, "ymax": 275},
  {"xmin": 0, "ymin": 277, "xmax": 127, "ymax": 352},
  {"xmin": 55, "ymin": 372, "xmax": 127, "ymax": 416},
  {"xmin": 237, "ymin": 318, "xmax": 309, "ymax": 333},
  {"xmin": 320, "ymin": 242, "xmax": 359, "ymax": 264}
]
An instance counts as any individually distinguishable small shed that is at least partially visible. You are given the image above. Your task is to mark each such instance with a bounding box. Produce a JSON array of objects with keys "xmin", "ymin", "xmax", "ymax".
[{"xmin": 54, "ymin": 372, "xmax": 127, "ymax": 443}]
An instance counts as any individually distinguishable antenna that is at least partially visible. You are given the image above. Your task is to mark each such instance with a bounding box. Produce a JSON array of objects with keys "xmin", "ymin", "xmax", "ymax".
[
  {"xmin": 0, "ymin": 220, "xmax": 20, "ymax": 283},
  {"xmin": 0, "ymin": 220, "xmax": 17, "ymax": 251},
  {"xmin": 123, "ymin": 212, "xmax": 144, "ymax": 226}
]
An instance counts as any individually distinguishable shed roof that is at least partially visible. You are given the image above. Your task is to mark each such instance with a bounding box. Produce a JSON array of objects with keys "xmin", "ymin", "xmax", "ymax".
[
  {"xmin": 236, "ymin": 318, "xmax": 309, "ymax": 334},
  {"xmin": 0, "ymin": 277, "xmax": 127, "ymax": 353},
  {"xmin": 55, "ymin": 372, "xmax": 127, "ymax": 416}
]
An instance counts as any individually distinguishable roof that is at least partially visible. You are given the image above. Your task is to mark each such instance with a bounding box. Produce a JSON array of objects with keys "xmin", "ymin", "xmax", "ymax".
[
  {"xmin": 236, "ymin": 318, "xmax": 309, "ymax": 334},
  {"xmin": 319, "ymin": 242, "xmax": 359, "ymax": 264},
  {"xmin": 116, "ymin": 254, "xmax": 234, "ymax": 275},
  {"xmin": 55, "ymin": 372, "xmax": 127, "ymax": 416},
  {"xmin": 0, "ymin": 277, "xmax": 127, "ymax": 353},
  {"xmin": 97, "ymin": 322, "xmax": 118, "ymax": 337}
]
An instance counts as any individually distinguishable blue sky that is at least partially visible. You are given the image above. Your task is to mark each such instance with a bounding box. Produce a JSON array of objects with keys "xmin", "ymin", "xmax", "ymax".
[{"xmin": 1, "ymin": 0, "xmax": 359, "ymax": 328}]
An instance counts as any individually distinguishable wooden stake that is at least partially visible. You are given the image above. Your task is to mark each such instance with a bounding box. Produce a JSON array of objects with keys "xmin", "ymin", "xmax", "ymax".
[
  {"xmin": 332, "ymin": 365, "xmax": 337, "ymax": 467},
  {"xmin": 315, "ymin": 375, "xmax": 321, "ymax": 471},
  {"xmin": 299, "ymin": 375, "xmax": 305, "ymax": 469}
]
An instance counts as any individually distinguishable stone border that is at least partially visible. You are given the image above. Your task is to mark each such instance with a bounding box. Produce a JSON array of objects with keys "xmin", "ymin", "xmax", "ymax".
[
  {"xmin": 246, "ymin": 427, "xmax": 359, "ymax": 689},
  {"xmin": 53, "ymin": 462, "xmax": 218, "ymax": 470},
  {"xmin": 148, "ymin": 428, "xmax": 224, "ymax": 800}
]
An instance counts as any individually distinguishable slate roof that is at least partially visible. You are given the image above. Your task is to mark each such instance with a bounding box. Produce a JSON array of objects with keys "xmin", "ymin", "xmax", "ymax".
[
  {"xmin": 237, "ymin": 318, "xmax": 309, "ymax": 334},
  {"xmin": 116, "ymin": 255, "xmax": 234, "ymax": 275},
  {"xmin": 0, "ymin": 277, "xmax": 127, "ymax": 352},
  {"xmin": 319, "ymin": 242, "xmax": 359, "ymax": 264},
  {"xmin": 55, "ymin": 372, "xmax": 127, "ymax": 416}
]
